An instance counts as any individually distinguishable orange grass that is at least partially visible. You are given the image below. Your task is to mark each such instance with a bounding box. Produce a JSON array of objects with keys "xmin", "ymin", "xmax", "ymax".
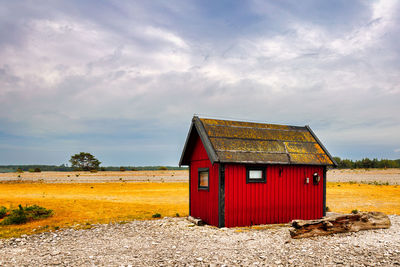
[
  {"xmin": 0, "ymin": 181, "xmax": 399, "ymax": 238},
  {"xmin": 0, "ymin": 183, "xmax": 188, "ymax": 238},
  {"xmin": 327, "ymin": 182, "xmax": 400, "ymax": 215}
]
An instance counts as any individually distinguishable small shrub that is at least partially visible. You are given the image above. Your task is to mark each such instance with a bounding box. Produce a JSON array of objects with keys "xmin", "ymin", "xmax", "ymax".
[
  {"xmin": 0, "ymin": 206, "xmax": 7, "ymax": 219},
  {"xmin": 34, "ymin": 168, "xmax": 41, "ymax": 173},
  {"xmin": 0, "ymin": 204, "xmax": 53, "ymax": 225},
  {"xmin": 75, "ymin": 174, "xmax": 80, "ymax": 177},
  {"xmin": 159, "ymin": 166, "xmax": 168, "ymax": 171},
  {"xmin": 152, "ymin": 213, "xmax": 161, "ymax": 218},
  {"xmin": 16, "ymin": 168, "xmax": 24, "ymax": 173},
  {"xmin": 175, "ymin": 213, "xmax": 180, "ymax": 217},
  {"xmin": 351, "ymin": 209, "xmax": 359, "ymax": 214},
  {"xmin": 54, "ymin": 226, "xmax": 60, "ymax": 230},
  {"xmin": 17, "ymin": 175, "xmax": 21, "ymax": 178},
  {"xmin": 1, "ymin": 205, "xmax": 28, "ymax": 225},
  {"xmin": 28, "ymin": 169, "xmax": 35, "ymax": 173},
  {"xmin": 90, "ymin": 169, "xmax": 97, "ymax": 173},
  {"xmin": 23, "ymin": 204, "xmax": 53, "ymax": 220},
  {"xmin": 120, "ymin": 167, "xmax": 126, "ymax": 172}
]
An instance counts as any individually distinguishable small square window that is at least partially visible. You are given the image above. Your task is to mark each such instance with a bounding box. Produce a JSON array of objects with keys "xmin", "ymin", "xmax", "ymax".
[
  {"xmin": 249, "ymin": 170, "xmax": 263, "ymax": 179},
  {"xmin": 198, "ymin": 168, "xmax": 209, "ymax": 190},
  {"xmin": 246, "ymin": 166, "xmax": 266, "ymax": 183}
]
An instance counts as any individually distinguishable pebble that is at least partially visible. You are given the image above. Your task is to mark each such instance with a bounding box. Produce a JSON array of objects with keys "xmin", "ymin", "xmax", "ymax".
[{"xmin": 0, "ymin": 216, "xmax": 399, "ymax": 266}]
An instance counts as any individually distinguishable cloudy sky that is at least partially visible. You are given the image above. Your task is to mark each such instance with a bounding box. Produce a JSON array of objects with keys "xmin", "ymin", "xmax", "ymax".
[{"xmin": 1, "ymin": 0, "xmax": 399, "ymax": 166}]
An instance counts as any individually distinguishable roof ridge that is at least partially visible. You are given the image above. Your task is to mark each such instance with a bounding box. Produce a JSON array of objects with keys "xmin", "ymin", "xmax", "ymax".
[{"xmin": 197, "ymin": 115, "xmax": 303, "ymax": 128}]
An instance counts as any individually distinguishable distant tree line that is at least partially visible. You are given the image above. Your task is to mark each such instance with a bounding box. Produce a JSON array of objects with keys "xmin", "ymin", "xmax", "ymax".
[
  {"xmin": 0, "ymin": 164, "xmax": 71, "ymax": 173},
  {"xmin": 333, "ymin": 157, "xmax": 400, "ymax": 169}
]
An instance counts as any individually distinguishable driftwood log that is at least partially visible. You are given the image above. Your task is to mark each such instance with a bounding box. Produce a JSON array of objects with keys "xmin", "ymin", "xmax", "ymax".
[{"xmin": 290, "ymin": 212, "xmax": 391, "ymax": 239}]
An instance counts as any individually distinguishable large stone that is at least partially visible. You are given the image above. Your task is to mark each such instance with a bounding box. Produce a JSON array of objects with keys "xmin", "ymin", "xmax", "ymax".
[{"xmin": 187, "ymin": 216, "xmax": 204, "ymax": 226}]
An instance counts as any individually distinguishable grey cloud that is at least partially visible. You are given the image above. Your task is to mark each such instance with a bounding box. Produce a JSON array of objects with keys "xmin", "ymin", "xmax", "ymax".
[{"xmin": 0, "ymin": 0, "xmax": 399, "ymax": 165}]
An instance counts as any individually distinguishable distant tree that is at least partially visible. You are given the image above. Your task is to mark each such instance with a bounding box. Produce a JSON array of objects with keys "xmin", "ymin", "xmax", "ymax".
[
  {"xmin": 119, "ymin": 166, "xmax": 126, "ymax": 172},
  {"xmin": 341, "ymin": 159, "xmax": 355, "ymax": 169},
  {"xmin": 359, "ymin": 158, "xmax": 373, "ymax": 168},
  {"xmin": 34, "ymin": 167, "xmax": 41, "ymax": 173},
  {"xmin": 69, "ymin": 152, "xmax": 101, "ymax": 171},
  {"xmin": 16, "ymin": 168, "xmax": 24, "ymax": 173},
  {"xmin": 159, "ymin": 166, "xmax": 168, "ymax": 170}
]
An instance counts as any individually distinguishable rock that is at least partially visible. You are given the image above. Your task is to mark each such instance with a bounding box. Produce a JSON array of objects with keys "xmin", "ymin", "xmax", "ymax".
[{"xmin": 187, "ymin": 216, "xmax": 204, "ymax": 226}]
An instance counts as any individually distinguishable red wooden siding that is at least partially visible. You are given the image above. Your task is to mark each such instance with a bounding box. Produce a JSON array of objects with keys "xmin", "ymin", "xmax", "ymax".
[
  {"xmin": 189, "ymin": 136, "xmax": 219, "ymax": 227},
  {"xmin": 224, "ymin": 164, "xmax": 324, "ymax": 227}
]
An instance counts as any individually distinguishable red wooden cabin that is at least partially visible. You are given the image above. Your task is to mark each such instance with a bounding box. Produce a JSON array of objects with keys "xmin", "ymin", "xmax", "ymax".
[{"xmin": 179, "ymin": 116, "xmax": 337, "ymax": 227}]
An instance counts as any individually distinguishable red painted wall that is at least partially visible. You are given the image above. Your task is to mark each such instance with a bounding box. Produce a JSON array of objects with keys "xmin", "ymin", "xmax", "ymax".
[
  {"xmin": 224, "ymin": 164, "xmax": 324, "ymax": 227},
  {"xmin": 189, "ymin": 136, "xmax": 219, "ymax": 226}
]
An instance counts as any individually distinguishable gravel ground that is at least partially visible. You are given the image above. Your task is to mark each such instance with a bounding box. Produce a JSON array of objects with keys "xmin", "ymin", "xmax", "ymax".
[
  {"xmin": 327, "ymin": 169, "xmax": 400, "ymax": 185},
  {"xmin": 1, "ymin": 216, "xmax": 399, "ymax": 266},
  {"xmin": 0, "ymin": 171, "xmax": 187, "ymax": 183},
  {"xmin": 2, "ymin": 169, "xmax": 400, "ymax": 184}
]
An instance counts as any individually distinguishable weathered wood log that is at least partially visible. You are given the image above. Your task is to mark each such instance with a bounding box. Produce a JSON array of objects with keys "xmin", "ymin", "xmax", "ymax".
[
  {"xmin": 187, "ymin": 216, "xmax": 204, "ymax": 226},
  {"xmin": 289, "ymin": 211, "xmax": 391, "ymax": 239}
]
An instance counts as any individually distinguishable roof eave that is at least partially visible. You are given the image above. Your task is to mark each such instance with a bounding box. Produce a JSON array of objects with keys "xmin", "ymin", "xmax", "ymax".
[
  {"xmin": 193, "ymin": 116, "xmax": 219, "ymax": 164},
  {"xmin": 179, "ymin": 116, "xmax": 220, "ymax": 166},
  {"xmin": 305, "ymin": 125, "xmax": 338, "ymax": 167},
  {"xmin": 178, "ymin": 121, "xmax": 194, "ymax": 167},
  {"xmin": 218, "ymin": 160, "xmax": 332, "ymax": 166}
]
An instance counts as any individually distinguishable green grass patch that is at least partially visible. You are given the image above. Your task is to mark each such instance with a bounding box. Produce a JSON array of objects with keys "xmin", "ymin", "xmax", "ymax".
[{"xmin": 0, "ymin": 205, "xmax": 53, "ymax": 225}]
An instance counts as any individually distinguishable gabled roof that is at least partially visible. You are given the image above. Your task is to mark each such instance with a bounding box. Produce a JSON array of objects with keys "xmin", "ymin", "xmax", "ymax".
[{"xmin": 179, "ymin": 116, "xmax": 337, "ymax": 167}]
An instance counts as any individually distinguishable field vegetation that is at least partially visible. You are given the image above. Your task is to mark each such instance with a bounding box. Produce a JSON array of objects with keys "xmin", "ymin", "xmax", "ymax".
[
  {"xmin": 0, "ymin": 180, "xmax": 399, "ymax": 238},
  {"xmin": 0, "ymin": 183, "xmax": 188, "ymax": 238}
]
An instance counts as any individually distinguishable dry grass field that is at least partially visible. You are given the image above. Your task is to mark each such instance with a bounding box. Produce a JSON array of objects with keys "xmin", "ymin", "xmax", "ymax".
[
  {"xmin": 0, "ymin": 183, "xmax": 188, "ymax": 238},
  {"xmin": 0, "ymin": 169, "xmax": 399, "ymax": 238},
  {"xmin": 326, "ymin": 182, "xmax": 400, "ymax": 214}
]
